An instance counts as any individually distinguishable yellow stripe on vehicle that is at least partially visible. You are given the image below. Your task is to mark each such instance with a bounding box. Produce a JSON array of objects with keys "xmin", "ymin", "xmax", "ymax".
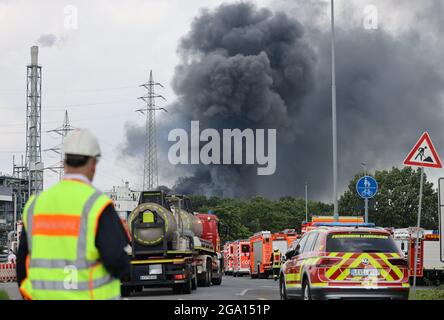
[
  {"xmin": 311, "ymin": 283, "xmax": 328, "ymax": 287},
  {"xmin": 365, "ymin": 254, "xmax": 394, "ymax": 281},
  {"xmin": 131, "ymin": 259, "xmax": 186, "ymax": 264},
  {"xmin": 325, "ymin": 253, "xmax": 353, "ymax": 278},
  {"xmin": 376, "ymin": 253, "xmax": 403, "ymax": 279},
  {"xmin": 337, "ymin": 253, "xmax": 394, "ymax": 282}
]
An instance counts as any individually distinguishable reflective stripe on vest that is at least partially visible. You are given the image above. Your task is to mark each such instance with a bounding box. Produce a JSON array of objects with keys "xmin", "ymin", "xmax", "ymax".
[
  {"xmin": 21, "ymin": 182, "xmax": 120, "ymax": 300},
  {"xmin": 26, "ymin": 191, "xmax": 101, "ymax": 269}
]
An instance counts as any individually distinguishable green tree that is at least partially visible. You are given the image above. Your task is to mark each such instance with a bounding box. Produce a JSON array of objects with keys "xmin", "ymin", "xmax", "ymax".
[{"xmin": 339, "ymin": 167, "xmax": 438, "ymax": 229}]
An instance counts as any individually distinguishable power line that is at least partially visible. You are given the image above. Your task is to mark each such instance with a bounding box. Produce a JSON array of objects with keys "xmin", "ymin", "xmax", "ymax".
[
  {"xmin": 0, "ymin": 111, "xmax": 132, "ymax": 128},
  {"xmin": 0, "ymin": 85, "xmax": 138, "ymax": 94},
  {"xmin": 0, "ymin": 98, "xmax": 135, "ymax": 110}
]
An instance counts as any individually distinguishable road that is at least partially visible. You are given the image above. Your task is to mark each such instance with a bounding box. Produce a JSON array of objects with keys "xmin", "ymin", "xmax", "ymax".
[
  {"xmin": 1, "ymin": 277, "xmax": 435, "ymax": 300},
  {"xmin": 127, "ymin": 276, "xmax": 280, "ymax": 300},
  {"xmin": 0, "ymin": 276, "xmax": 280, "ymax": 300}
]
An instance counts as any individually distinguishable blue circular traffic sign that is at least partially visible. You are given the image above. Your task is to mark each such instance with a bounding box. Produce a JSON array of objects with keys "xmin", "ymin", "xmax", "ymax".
[{"xmin": 356, "ymin": 176, "xmax": 378, "ymax": 199}]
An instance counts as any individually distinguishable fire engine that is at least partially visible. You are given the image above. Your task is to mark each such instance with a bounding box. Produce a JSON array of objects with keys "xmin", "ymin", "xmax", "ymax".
[
  {"xmin": 249, "ymin": 230, "xmax": 297, "ymax": 279},
  {"xmin": 393, "ymin": 228, "xmax": 444, "ymax": 285},
  {"xmin": 223, "ymin": 241, "xmax": 234, "ymax": 275},
  {"xmin": 232, "ymin": 239, "xmax": 250, "ymax": 277}
]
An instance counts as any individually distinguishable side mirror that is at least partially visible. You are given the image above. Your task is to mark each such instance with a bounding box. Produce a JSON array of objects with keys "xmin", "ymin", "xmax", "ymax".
[{"xmin": 285, "ymin": 249, "xmax": 295, "ymax": 259}]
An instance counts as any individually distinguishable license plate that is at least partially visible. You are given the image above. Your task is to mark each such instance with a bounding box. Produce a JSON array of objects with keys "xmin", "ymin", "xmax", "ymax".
[
  {"xmin": 350, "ymin": 269, "xmax": 380, "ymax": 277},
  {"xmin": 140, "ymin": 275, "xmax": 157, "ymax": 280}
]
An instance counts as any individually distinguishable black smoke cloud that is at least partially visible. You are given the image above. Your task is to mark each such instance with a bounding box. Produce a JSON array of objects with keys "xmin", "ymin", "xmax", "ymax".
[{"xmin": 120, "ymin": 1, "xmax": 444, "ymax": 201}]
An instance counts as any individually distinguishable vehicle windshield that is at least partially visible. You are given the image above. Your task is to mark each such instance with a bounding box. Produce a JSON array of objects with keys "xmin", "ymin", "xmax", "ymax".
[{"xmin": 326, "ymin": 233, "xmax": 399, "ymax": 253}]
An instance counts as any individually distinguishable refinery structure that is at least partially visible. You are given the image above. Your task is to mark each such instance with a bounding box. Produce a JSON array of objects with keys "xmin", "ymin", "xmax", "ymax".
[{"xmin": 0, "ymin": 46, "xmax": 152, "ymax": 250}]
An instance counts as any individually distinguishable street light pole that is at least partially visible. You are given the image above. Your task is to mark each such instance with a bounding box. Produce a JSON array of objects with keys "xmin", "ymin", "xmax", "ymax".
[
  {"xmin": 331, "ymin": 0, "xmax": 339, "ymax": 220},
  {"xmin": 305, "ymin": 183, "xmax": 308, "ymax": 223},
  {"xmin": 361, "ymin": 162, "xmax": 368, "ymax": 223}
]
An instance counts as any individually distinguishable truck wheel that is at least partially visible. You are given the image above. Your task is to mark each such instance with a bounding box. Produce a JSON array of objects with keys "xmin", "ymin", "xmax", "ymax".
[
  {"xmin": 212, "ymin": 276, "xmax": 222, "ymax": 285},
  {"xmin": 192, "ymin": 267, "xmax": 197, "ymax": 290},
  {"xmin": 182, "ymin": 278, "xmax": 192, "ymax": 294},
  {"xmin": 201, "ymin": 260, "xmax": 212, "ymax": 287},
  {"xmin": 172, "ymin": 285, "xmax": 182, "ymax": 294},
  {"xmin": 121, "ymin": 285, "xmax": 131, "ymax": 298}
]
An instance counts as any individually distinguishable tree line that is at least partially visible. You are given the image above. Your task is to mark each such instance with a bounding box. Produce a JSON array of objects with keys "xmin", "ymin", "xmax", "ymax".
[{"xmin": 190, "ymin": 167, "xmax": 439, "ymax": 243}]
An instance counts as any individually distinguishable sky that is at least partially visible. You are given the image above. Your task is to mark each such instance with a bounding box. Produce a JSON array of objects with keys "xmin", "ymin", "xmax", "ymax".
[{"xmin": 1, "ymin": 0, "xmax": 444, "ymax": 203}]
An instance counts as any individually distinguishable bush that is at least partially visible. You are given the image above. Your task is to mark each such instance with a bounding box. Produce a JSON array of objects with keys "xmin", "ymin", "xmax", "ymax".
[{"xmin": 0, "ymin": 290, "xmax": 10, "ymax": 300}]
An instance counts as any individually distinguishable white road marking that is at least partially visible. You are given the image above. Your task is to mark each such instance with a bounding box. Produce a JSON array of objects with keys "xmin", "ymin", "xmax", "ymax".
[
  {"xmin": 257, "ymin": 297, "xmax": 267, "ymax": 300},
  {"xmin": 236, "ymin": 289, "xmax": 249, "ymax": 296}
]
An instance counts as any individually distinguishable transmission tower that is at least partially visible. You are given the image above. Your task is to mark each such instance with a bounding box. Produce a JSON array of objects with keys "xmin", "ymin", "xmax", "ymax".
[
  {"xmin": 136, "ymin": 70, "xmax": 167, "ymax": 191},
  {"xmin": 25, "ymin": 46, "xmax": 43, "ymax": 195},
  {"xmin": 45, "ymin": 110, "xmax": 75, "ymax": 180}
]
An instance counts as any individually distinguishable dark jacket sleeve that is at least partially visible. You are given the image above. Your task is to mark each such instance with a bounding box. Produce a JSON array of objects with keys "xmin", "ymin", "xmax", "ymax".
[
  {"xmin": 16, "ymin": 229, "xmax": 28, "ymax": 286},
  {"xmin": 95, "ymin": 204, "xmax": 131, "ymax": 281}
]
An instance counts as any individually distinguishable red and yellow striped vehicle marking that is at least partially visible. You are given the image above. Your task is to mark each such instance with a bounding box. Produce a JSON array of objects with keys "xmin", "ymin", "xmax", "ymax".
[{"xmin": 323, "ymin": 252, "xmax": 404, "ymax": 282}]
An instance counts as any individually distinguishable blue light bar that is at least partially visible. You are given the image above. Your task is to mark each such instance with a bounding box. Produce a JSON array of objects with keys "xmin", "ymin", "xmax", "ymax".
[{"xmin": 312, "ymin": 222, "xmax": 376, "ymax": 227}]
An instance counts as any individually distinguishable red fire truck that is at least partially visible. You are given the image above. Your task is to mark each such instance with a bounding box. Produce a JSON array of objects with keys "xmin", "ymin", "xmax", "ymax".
[
  {"xmin": 223, "ymin": 242, "xmax": 234, "ymax": 275},
  {"xmin": 232, "ymin": 239, "xmax": 250, "ymax": 277},
  {"xmin": 249, "ymin": 230, "xmax": 298, "ymax": 279},
  {"xmin": 394, "ymin": 228, "xmax": 444, "ymax": 285}
]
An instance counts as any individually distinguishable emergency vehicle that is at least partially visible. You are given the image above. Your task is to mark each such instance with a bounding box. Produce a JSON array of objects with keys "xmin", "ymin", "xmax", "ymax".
[
  {"xmin": 224, "ymin": 242, "xmax": 234, "ymax": 275},
  {"xmin": 393, "ymin": 228, "xmax": 444, "ymax": 285},
  {"xmin": 250, "ymin": 230, "xmax": 298, "ymax": 279},
  {"xmin": 232, "ymin": 239, "xmax": 250, "ymax": 277},
  {"xmin": 280, "ymin": 225, "xmax": 410, "ymax": 300},
  {"xmin": 301, "ymin": 216, "xmax": 365, "ymax": 235}
]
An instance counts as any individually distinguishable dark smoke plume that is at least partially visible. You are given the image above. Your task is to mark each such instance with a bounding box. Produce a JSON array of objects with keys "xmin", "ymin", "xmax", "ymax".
[{"xmin": 120, "ymin": 1, "xmax": 444, "ymax": 201}]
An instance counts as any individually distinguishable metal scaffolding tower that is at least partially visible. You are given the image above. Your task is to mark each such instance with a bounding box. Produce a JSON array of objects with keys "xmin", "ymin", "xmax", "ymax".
[
  {"xmin": 25, "ymin": 46, "xmax": 43, "ymax": 195},
  {"xmin": 12, "ymin": 155, "xmax": 29, "ymax": 222},
  {"xmin": 45, "ymin": 110, "xmax": 75, "ymax": 180},
  {"xmin": 136, "ymin": 70, "xmax": 167, "ymax": 191}
]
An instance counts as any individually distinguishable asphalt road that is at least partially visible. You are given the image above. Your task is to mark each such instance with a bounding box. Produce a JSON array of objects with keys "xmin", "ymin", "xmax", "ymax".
[
  {"xmin": 1, "ymin": 278, "xmax": 434, "ymax": 300},
  {"xmin": 127, "ymin": 275, "xmax": 280, "ymax": 300},
  {"xmin": 0, "ymin": 275, "xmax": 280, "ymax": 300}
]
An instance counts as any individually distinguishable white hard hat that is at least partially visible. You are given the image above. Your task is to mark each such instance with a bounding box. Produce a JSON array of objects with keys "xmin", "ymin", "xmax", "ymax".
[{"xmin": 62, "ymin": 128, "xmax": 101, "ymax": 158}]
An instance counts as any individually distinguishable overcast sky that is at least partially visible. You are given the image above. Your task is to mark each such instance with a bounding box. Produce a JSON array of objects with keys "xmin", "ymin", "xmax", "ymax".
[{"xmin": 1, "ymin": 0, "xmax": 444, "ymax": 202}]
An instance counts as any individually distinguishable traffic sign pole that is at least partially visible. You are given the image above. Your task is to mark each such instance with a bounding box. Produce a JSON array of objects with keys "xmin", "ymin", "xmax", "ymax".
[
  {"xmin": 412, "ymin": 167, "xmax": 424, "ymax": 300},
  {"xmin": 356, "ymin": 175, "xmax": 378, "ymax": 222},
  {"xmin": 364, "ymin": 198, "xmax": 369, "ymax": 224}
]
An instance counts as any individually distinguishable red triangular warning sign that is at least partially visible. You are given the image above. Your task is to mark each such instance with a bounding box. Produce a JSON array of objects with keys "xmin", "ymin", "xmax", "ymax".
[{"xmin": 404, "ymin": 132, "xmax": 442, "ymax": 168}]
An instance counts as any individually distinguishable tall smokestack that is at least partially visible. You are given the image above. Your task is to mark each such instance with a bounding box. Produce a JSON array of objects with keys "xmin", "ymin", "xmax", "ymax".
[
  {"xmin": 30, "ymin": 46, "xmax": 38, "ymax": 65},
  {"xmin": 26, "ymin": 45, "xmax": 43, "ymax": 194}
]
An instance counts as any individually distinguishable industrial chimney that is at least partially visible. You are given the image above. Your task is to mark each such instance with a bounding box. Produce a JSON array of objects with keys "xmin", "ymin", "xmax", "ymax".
[{"xmin": 30, "ymin": 45, "xmax": 38, "ymax": 65}]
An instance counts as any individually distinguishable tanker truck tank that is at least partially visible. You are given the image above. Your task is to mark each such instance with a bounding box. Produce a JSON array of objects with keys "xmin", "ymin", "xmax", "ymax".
[
  {"xmin": 128, "ymin": 203, "xmax": 203, "ymax": 248},
  {"xmin": 177, "ymin": 209, "xmax": 203, "ymax": 238},
  {"xmin": 128, "ymin": 202, "xmax": 177, "ymax": 247}
]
